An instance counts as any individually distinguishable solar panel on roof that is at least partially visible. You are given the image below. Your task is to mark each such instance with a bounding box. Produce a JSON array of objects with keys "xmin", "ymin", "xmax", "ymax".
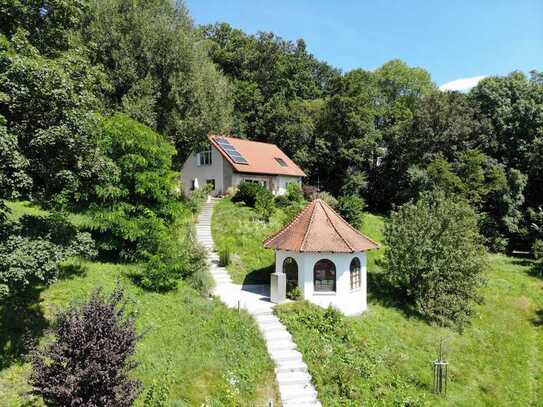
[{"xmin": 215, "ymin": 137, "xmax": 249, "ymax": 165}]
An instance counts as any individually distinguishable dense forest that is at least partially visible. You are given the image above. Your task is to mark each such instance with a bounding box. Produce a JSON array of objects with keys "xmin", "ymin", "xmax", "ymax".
[{"xmin": 2, "ymin": 0, "xmax": 541, "ymax": 260}]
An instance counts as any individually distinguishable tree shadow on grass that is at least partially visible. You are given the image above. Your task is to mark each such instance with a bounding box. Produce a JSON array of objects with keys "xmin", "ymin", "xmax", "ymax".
[
  {"xmin": 0, "ymin": 262, "xmax": 87, "ymax": 371},
  {"xmin": 367, "ymin": 271, "xmax": 422, "ymax": 321},
  {"xmin": 0, "ymin": 285, "xmax": 48, "ymax": 370},
  {"xmin": 243, "ymin": 264, "xmax": 275, "ymax": 285},
  {"xmin": 533, "ymin": 309, "xmax": 543, "ymax": 327}
]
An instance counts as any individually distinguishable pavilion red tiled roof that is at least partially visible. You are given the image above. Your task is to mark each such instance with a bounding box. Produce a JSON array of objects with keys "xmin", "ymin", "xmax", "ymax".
[
  {"xmin": 263, "ymin": 199, "xmax": 380, "ymax": 253},
  {"xmin": 209, "ymin": 135, "xmax": 306, "ymax": 177}
]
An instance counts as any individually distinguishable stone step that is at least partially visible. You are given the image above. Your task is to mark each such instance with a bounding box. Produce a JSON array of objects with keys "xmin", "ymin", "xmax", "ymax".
[
  {"xmin": 283, "ymin": 399, "xmax": 321, "ymax": 407},
  {"xmin": 255, "ymin": 314, "xmax": 281, "ymax": 324},
  {"xmin": 280, "ymin": 385, "xmax": 318, "ymax": 402},
  {"xmin": 267, "ymin": 339, "xmax": 297, "ymax": 352},
  {"xmin": 277, "ymin": 371, "xmax": 313, "ymax": 386},
  {"xmin": 276, "ymin": 360, "xmax": 308, "ymax": 374},
  {"xmin": 264, "ymin": 331, "xmax": 293, "ymax": 343},
  {"xmin": 269, "ymin": 349, "xmax": 304, "ymax": 363}
]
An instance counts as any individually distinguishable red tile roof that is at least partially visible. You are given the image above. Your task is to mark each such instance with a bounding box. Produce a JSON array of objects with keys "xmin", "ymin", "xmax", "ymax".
[
  {"xmin": 209, "ymin": 135, "xmax": 306, "ymax": 177},
  {"xmin": 263, "ymin": 199, "xmax": 380, "ymax": 253}
]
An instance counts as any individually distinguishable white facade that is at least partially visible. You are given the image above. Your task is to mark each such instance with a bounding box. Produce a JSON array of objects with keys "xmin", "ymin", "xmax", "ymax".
[
  {"xmin": 181, "ymin": 145, "xmax": 302, "ymax": 196},
  {"xmin": 273, "ymin": 249, "xmax": 368, "ymax": 316}
]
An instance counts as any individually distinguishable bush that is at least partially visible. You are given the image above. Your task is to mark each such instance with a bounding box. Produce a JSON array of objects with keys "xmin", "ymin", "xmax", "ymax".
[
  {"xmin": 232, "ymin": 181, "xmax": 263, "ymax": 207},
  {"xmin": 286, "ymin": 183, "xmax": 304, "ymax": 203},
  {"xmin": 255, "ymin": 189, "xmax": 275, "ymax": 222},
  {"xmin": 337, "ymin": 195, "xmax": 365, "ymax": 229},
  {"xmin": 274, "ymin": 194, "xmax": 290, "ymax": 208},
  {"xmin": 29, "ymin": 285, "xmax": 141, "ymax": 406},
  {"xmin": 533, "ymin": 240, "xmax": 543, "ymax": 260},
  {"xmin": 384, "ymin": 190, "xmax": 486, "ymax": 329},
  {"xmin": 0, "ymin": 214, "xmax": 96, "ymax": 300},
  {"xmin": 219, "ymin": 246, "xmax": 231, "ymax": 266},
  {"xmin": 316, "ymin": 191, "xmax": 338, "ymax": 209},
  {"xmin": 287, "ymin": 286, "xmax": 303, "ymax": 301}
]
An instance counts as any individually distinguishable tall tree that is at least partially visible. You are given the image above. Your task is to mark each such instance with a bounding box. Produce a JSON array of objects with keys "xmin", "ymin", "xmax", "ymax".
[
  {"xmin": 384, "ymin": 190, "xmax": 486, "ymax": 329},
  {"xmin": 84, "ymin": 0, "xmax": 233, "ymax": 163}
]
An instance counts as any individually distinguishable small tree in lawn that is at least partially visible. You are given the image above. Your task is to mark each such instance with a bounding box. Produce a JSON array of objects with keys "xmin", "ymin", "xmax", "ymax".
[
  {"xmin": 384, "ymin": 190, "xmax": 486, "ymax": 329},
  {"xmin": 30, "ymin": 285, "xmax": 141, "ymax": 406}
]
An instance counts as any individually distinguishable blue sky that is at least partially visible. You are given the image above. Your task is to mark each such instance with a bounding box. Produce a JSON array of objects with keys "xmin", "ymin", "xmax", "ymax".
[{"xmin": 185, "ymin": 0, "xmax": 543, "ymax": 90}]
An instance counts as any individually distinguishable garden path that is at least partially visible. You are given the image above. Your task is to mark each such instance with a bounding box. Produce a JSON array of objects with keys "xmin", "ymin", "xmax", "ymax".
[{"xmin": 196, "ymin": 198, "xmax": 321, "ymax": 406}]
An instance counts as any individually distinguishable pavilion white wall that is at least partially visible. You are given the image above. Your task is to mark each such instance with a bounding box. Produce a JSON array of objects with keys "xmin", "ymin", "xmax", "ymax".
[{"xmin": 275, "ymin": 249, "xmax": 368, "ymax": 316}]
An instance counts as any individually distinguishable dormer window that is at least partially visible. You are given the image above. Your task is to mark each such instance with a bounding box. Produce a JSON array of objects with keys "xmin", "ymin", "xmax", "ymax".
[
  {"xmin": 196, "ymin": 147, "xmax": 212, "ymax": 166},
  {"xmin": 275, "ymin": 157, "xmax": 287, "ymax": 167}
]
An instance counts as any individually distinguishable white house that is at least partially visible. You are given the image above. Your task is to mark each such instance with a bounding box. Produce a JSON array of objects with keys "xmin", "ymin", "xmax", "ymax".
[
  {"xmin": 264, "ymin": 199, "xmax": 380, "ymax": 315},
  {"xmin": 181, "ymin": 135, "xmax": 305, "ymax": 196}
]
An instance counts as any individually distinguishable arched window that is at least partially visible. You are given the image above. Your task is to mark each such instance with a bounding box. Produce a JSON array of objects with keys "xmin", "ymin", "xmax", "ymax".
[
  {"xmin": 350, "ymin": 257, "xmax": 361, "ymax": 290},
  {"xmin": 283, "ymin": 257, "xmax": 298, "ymax": 292},
  {"xmin": 314, "ymin": 259, "xmax": 336, "ymax": 292}
]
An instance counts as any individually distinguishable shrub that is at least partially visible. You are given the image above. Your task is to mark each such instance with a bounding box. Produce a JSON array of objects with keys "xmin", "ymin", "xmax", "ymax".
[
  {"xmin": 287, "ymin": 286, "xmax": 303, "ymax": 301},
  {"xmin": 316, "ymin": 191, "xmax": 338, "ymax": 209},
  {"xmin": 255, "ymin": 189, "xmax": 275, "ymax": 222},
  {"xmin": 384, "ymin": 190, "xmax": 486, "ymax": 329},
  {"xmin": 533, "ymin": 240, "xmax": 543, "ymax": 260},
  {"xmin": 0, "ymin": 214, "xmax": 96, "ymax": 300},
  {"xmin": 286, "ymin": 183, "xmax": 304, "ymax": 203},
  {"xmin": 219, "ymin": 246, "xmax": 231, "ymax": 266},
  {"xmin": 274, "ymin": 194, "xmax": 290, "ymax": 208},
  {"xmin": 337, "ymin": 195, "xmax": 365, "ymax": 229},
  {"xmin": 29, "ymin": 285, "xmax": 141, "ymax": 406},
  {"xmin": 232, "ymin": 181, "xmax": 263, "ymax": 207}
]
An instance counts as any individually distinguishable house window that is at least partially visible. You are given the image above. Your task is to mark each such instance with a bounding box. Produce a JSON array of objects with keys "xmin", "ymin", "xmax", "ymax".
[
  {"xmin": 190, "ymin": 179, "xmax": 197, "ymax": 191},
  {"xmin": 206, "ymin": 179, "xmax": 215, "ymax": 190},
  {"xmin": 275, "ymin": 157, "xmax": 288, "ymax": 167},
  {"xmin": 314, "ymin": 259, "xmax": 336, "ymax": 292},
  {"xmin": 350, "ymin": 257, "xmax": 361, "ymax": 290},
  {"xmin": 197, "ymin": 147, "xmax": 212, "ymax": 166}
]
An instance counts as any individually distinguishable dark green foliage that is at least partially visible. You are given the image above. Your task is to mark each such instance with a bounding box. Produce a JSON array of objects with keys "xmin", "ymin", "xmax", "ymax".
[
  {"xmin": 0, "ymin": 32, "xmax": 110, "ymax": 204},
  {"xmin": 255, "ymin": 188, "xmax": 275, "ymax": 222},
  {"xmin": 0, "ymin": 213, "xmax": 96, "ymax": 299},
  {"xmin": 337, "ymin": 195, "xmax": 365, "ymax": 229},
  {"xmin": 533, "ymin": 240, "xmax": 543, "ymax": 260},
  {"xmin": 0, "ymin": 0, "xmax": 88, "ymax": 55},
  {"xmin": 90, "ymin": 114, "xmax": 185, "ymax": 261},
  {"xmin": 409, "ymin": 150, "xmax": 527, "ymax": 251},
  {"xmin": 0, "ymin": 114, "xmax": 31, "ymax": 200},
  {"xmin": 384, "ymin": 191, "xmax": 486, "ymax": 328},
  {"xmin": 232, "ymin": 181, "xmax": 264, "ymax": 208},
  {"xmin": 29, "ymin": 285, "xmax": 141, "ymax": 406},
  {"xmin": 84, "ymin": 0, "xmax": 232, "ymax": 161}
]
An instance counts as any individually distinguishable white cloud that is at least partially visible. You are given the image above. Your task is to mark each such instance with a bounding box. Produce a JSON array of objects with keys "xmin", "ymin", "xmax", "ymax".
[{"xmin": 439, "ymin": 75, "xmax": 487, "ymax": 92}]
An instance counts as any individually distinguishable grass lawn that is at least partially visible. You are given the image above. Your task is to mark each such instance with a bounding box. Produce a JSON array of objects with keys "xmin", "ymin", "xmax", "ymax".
[
  {"xmin": 0, "ymin": 202, "xmax": 279, "ymax": 406},
  {"xmin": 211, "ymin": 198, "xmax": 287, "ymax": 284},
  {"xmin": 212, "ymin": 200, "xmax": 543, "ymax": 405}
]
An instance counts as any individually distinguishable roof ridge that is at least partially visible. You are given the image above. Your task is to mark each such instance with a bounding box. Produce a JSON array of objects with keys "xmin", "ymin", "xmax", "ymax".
[
  {"xmin": 319, "ymin": 200, "xmax": 355, "ymax": 252},
  {"xmin": 319, "ymin": 198, "xmax": 381, "ymax": 249},
  {"xmin": 299, "ymin": 200, "xmax": 318, "ymax": 251},
  {"xmin": 263, "ymin": 200, "xmax": 314, "ymax": 247}
]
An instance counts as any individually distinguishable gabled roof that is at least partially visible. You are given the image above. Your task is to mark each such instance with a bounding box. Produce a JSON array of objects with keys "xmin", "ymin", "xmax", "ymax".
[
  {"xmin": 263, "ymin": 199, "xmax": 380, "ymax": 253},
  {"xmin": 209, "ymin": 135, "xmax": 306, "ymax": 177}
]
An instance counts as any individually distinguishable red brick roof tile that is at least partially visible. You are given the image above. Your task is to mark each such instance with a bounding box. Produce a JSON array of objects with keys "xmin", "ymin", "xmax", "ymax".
[{"xmin": 263, "ymin": 199, "xmax": 380, "ymax": 252}]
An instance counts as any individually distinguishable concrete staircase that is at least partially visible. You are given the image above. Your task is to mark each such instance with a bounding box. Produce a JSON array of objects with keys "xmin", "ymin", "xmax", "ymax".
[{"xmin": 196, "ymin": 198, "xmax": 321, "ymax": 407}]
